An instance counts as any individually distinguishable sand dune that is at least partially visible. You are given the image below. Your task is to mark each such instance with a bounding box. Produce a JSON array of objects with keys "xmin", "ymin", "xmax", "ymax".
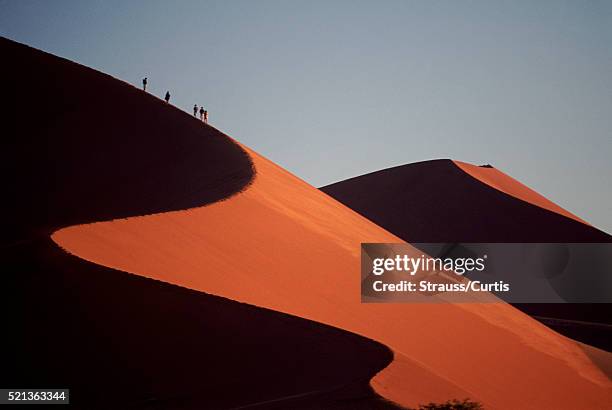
[
  {"xmin": 321, "ymin": 159, "xmax": 610, "ymax": 243},
  {"xmin": 321, "ymin": 160, "xmax": 612, "ymax": 351},
  {"xmin": 55, "ymin": 148, "xmax": 612, "ymax": 408},
  {"xmin": 7, "ymin": 239, "xmax": 395, "ymax": 409},
  {"xmin": 3, "ymin": 37, "xmax": 254, "ymax": 247},
  {"xmin": 3, "ymin": 36, "xmax": 395, "ymax": 408},
  {"xmin": 6, "ymin": 36, "xmax": 612, "ymax": 409}
]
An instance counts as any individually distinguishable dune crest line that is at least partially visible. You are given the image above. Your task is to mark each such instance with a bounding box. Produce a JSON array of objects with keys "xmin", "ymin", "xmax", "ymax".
[{"xmin": 452, "ymin": 160, "xmax": 589, "ymax": 225}]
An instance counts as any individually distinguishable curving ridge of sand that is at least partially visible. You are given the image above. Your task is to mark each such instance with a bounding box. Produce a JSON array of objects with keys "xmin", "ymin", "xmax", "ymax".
[
  {"xmin": 5, "ymin": 35, "xmax": 400, "ymax": 408},
  {"xmin": 54, "ymin": 143, "xmax": 612, "ymax": 409},
  {"xmin": 453, "ymin": 160, "xmax": 589, "ymax": 225},
  {"xmin": 2, "ymin": 36, "xmax": 255, "ymax": 248},
  {"xmin": 7, "ymin": 35, "xmax": 610, "ymax": 408}
]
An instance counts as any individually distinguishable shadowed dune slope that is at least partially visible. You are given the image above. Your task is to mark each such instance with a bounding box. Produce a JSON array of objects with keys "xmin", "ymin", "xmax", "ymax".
[
  {"xmin": 320, "ymin": 159, "xmax": 612, "ymax": 349},
  {"xmin": 55, "ymin": 148, "xmax": 612, "ymax": 408},
  {"xmin": 3, "ymin": 37, "xmax": 397, "ymax": 409},
  {"xmin": 321, "ymin": 159, "xmax": 610, "ymax": 243},
  {"xmin": 2, "ymin": 36, "xmax": 254, "ymax": 245},
  {"xmin": 7, "ymin": 239, "xmax": 396, "ymax": 409}
]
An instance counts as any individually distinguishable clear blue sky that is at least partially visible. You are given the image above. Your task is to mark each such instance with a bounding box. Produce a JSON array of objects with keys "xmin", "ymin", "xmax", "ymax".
[{"xmin": 2, "ymin": 0, "xmax": 611, "ymax": 233}]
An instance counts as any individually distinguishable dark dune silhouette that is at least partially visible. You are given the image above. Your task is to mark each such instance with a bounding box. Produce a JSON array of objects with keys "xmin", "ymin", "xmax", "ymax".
[
  {"xmin": 3, "ymin": 36, "xmax": 254, "ymax": 245},
  {"xmin": 2, "ymin": 36, "xmax": 396, "ymax": 408},
  {"xmin": 321, "ymin": 159, "xmax": 612, "ymax": 350},
  {"xmin": 6, "ymin": 238, "xmax": 395, "ymax": 409},
  {"xmin": 321, "ymin": 159, "xmax": 610, "ymax": 243}
]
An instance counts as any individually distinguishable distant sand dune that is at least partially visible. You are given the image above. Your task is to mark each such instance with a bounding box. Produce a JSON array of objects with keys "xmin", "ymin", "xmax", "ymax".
[
  {"xmin": 321, "ymin": 159, "xmax": 610, "ymax": 243},
  {"xmin": 321, "ymin": 160, "xmax": 612, "ymax": 351}
]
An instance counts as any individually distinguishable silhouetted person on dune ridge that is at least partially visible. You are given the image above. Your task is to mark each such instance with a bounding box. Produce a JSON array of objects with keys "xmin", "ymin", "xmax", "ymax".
[
  {"xmin": 142, "ymin": 77, "xmax": 147, "ymax": 91},
  {"xmin": 193, "ymin": 104, "xmax": 198, "ymax": 116},
  {"xmin": 199, "ymin": 106, "xmax": 204, "ymax": 121},
  {"xmin": 164, "ymin": 91, "xmax": 170, "ymax": 103},
  {"xmin": 203, "ymin": 110, "xmax": 208, "ymax": 124}
]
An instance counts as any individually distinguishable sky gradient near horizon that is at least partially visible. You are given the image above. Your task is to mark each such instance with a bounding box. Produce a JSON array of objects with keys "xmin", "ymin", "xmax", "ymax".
[{"xmin": 2, "ymin": 0, "xmax": 611, "ymax": 233}]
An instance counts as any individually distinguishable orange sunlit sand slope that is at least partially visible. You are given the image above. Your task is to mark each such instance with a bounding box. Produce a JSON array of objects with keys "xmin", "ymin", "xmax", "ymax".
[
  {"xmin": 54, "ymin": 143, "xmax": 612, "ymax": 409},
  {"xmin": 453, "ymin": 160, "xmax": 589, "ymax": 225}
]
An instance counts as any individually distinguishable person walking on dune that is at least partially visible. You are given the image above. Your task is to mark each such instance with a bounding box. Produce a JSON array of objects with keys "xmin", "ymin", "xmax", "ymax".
[
  {"xmin": 199, "ymin": 106, "xmax": 204, "ymax": 121},
  {"xmin": 203, "ymin": 110, "xmax": 208, "ymax": 124},
  {"xmin": 164, "ymin": 91, "xmax": 170, "ymax": 103},
  {"xmin": 142, "ymin": 77, "xmax": 147, "ymax": 91},
  {"xmin": 193, "ymin": 104, "xmax": 198, "ymax": 116}
]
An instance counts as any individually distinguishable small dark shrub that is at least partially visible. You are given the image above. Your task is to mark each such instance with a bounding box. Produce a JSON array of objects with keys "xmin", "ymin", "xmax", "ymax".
[{"xmin": 415, "ymin": 398, "xmax": 483, "ymax": 410}]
